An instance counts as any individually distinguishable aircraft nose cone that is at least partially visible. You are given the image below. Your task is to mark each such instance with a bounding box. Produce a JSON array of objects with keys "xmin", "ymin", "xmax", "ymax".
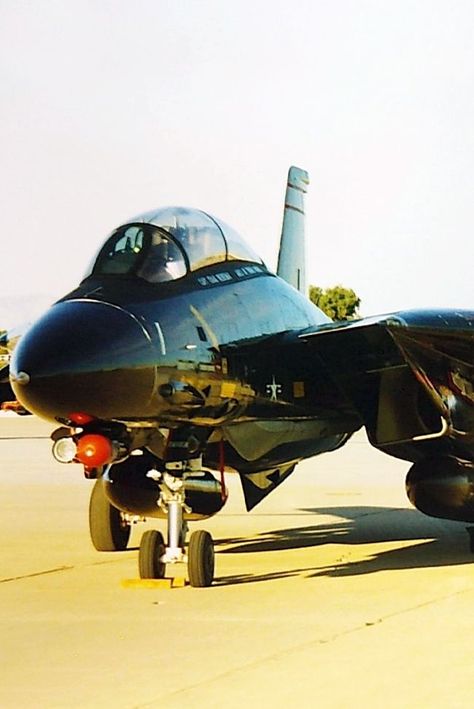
[{"xmin": 11, "ymin": 300, "xmax": 157, "ymax": 422}]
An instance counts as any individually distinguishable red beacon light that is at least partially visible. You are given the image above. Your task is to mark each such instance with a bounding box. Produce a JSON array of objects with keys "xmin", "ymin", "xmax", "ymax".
[
  {"xmin": 69, "ymin": 412, "xmax": 95, "ymax": 426},
  {"xmin": 76, "ymin": 434, "xmax": 114, "ymax": 467}
]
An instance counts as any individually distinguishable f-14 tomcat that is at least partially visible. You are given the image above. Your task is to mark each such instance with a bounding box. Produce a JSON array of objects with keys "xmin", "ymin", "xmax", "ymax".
[{"xmin": 9, "ymin": 167, "xmax": 474, "ymax": 586}]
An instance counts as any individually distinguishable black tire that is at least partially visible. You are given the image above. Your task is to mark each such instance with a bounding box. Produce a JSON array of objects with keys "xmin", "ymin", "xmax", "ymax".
[
  {"xmin": 188, "ymin": 530, "xmax": 214, "ymax": 587},
  {"xmin": 138, "ymin": 530, "xmax": 166, "ymax": 579},
  {"xmin": 89, "ymin": 479, "xmax": 131, "ymax": 551}
]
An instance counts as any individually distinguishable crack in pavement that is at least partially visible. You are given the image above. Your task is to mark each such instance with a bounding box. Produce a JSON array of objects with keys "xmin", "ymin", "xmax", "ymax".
[
  {"xmin": 133, "ymin": 582, "xmax": 474, "ymax": 708},
  {"xmin": 0, "ymin": 566, "xmax": 74, "ymax": 583},
  {"xmin": 0, "ymin": 553, "xmax": 137, "ymax": 583}
]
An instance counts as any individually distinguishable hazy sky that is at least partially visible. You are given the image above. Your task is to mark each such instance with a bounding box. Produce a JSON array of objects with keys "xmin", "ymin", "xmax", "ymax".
[{"xmin": 1, "ymin": 0, "xmax": 474, "ymax": 325}]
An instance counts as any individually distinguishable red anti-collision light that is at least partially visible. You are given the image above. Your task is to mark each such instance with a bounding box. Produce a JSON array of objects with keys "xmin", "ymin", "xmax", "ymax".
[
  {"xmin": 76, "ymin": 434, "xmax": 114, "ymax": 467},
  {"xmin": 69, "ymin": 412, "xmax": 95, "ymax": 426}
]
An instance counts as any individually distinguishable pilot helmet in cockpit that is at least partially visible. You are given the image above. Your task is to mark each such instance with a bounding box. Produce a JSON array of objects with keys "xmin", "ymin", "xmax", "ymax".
[{"xmin": 137, "ymin": 232, "xmax": 186, "ymax": 283}]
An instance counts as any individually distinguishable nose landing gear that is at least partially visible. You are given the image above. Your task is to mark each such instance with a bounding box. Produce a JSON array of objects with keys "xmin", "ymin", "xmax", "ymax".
[{"xmin": 138, "ymin": 465, "xmax": 216, "ymax": 587}]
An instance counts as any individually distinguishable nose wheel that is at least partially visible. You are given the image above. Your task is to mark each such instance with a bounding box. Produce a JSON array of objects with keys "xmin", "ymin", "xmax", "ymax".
[
  {"xmin": 188, "ymin": 530, "xmax": 215, "ymax": 587},
  {"xmin": 137, "ymin": 470, "xmax": 215, "ymax": 586},
  {"xmin": 138, "ymin": 530, "xmax": 166, "ymax": 579},
  {"xmin": 138, "ymin": 526, "xmax": 215, "ymax": 587}
]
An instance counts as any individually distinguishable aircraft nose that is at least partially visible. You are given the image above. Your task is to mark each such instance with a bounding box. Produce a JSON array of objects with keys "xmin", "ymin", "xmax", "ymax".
[{"xmin": 10, "ymin": 300, "xmax": 157, "ymax": 422}]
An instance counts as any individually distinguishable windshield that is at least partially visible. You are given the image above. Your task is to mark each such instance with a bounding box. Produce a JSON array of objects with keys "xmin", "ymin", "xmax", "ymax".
[{"xmin": 92, "ymin": 225, "xmax": 187, "ymax": 283}]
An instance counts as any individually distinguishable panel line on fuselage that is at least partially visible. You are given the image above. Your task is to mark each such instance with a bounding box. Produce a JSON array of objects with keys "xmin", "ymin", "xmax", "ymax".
[{"xmin": 154, "ymin": 322, "xmax": 166, "ymax": 355}]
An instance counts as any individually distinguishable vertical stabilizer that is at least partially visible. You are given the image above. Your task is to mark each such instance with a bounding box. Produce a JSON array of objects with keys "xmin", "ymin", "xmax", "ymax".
[{"xmin": 276, "ymin": 166, "xmax": 309, "ymax": 294}]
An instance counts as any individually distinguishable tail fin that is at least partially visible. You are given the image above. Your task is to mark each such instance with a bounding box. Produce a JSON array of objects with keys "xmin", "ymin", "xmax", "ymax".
[{"xmin": 276, "ymin": 166, "xmax": 309, "ymax": 294}]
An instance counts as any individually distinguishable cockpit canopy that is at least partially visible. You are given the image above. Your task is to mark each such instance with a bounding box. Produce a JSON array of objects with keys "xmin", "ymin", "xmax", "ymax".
[{"xmin": 88, "ymin": 207, "xmax": 264, "ymax": 284}]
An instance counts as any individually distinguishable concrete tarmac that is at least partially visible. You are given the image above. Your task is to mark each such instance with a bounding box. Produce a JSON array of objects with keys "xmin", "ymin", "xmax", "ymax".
[{"xmin": 1, "ymin": 415, "xmax": 474, "ymax": 708}]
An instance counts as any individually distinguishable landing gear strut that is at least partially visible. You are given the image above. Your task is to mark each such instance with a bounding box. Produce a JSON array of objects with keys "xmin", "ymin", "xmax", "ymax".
[{"xmin": 138, "ymin": 465, "xmax": 215, "ymax": 587}]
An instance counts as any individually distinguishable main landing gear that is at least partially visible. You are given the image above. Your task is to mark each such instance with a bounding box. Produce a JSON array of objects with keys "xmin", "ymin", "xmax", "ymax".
[
  {"xmin": 89, "ymin": 478, "xmax": 131, "ymax": 551},
  {"xmin": 138, "ymin": 467, "xmax": 215, "ymax": 587}
]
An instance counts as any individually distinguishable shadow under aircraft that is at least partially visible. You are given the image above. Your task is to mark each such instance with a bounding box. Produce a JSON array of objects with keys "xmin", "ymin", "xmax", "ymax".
[
  {"xmin": 213, "ymin": 504, "xmax": 471, "ymax": 586},
  {"xmin": 8, "ymin": 166, "xmax": 474, "ymax": 586}
]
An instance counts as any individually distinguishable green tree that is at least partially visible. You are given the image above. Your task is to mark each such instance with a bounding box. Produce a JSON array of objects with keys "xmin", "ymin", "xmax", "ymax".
[{"xmin": 309, "ymin": 285, "xmax": 361, "ymax": 321}]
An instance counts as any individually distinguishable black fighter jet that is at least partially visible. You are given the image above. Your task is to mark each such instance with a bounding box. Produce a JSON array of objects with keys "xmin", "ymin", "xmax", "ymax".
[{"xmin": 9, "ymin": 167, "xmax": 474, "ymax": 586}]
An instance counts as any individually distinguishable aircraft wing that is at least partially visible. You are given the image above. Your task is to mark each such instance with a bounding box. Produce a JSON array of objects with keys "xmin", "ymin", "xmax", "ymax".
[{"xmin": 300, "ymin": 309, "xmax": 474, "ymax": 462}]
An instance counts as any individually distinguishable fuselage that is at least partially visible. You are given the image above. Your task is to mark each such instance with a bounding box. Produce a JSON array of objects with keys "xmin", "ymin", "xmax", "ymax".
[
  {"xmin": 10, "ymin": 207, "xmax": 362, "ymax": 475},
  {"xmin": 11, "ymin": 262, "xmax": 361, "ymax": 444}
]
